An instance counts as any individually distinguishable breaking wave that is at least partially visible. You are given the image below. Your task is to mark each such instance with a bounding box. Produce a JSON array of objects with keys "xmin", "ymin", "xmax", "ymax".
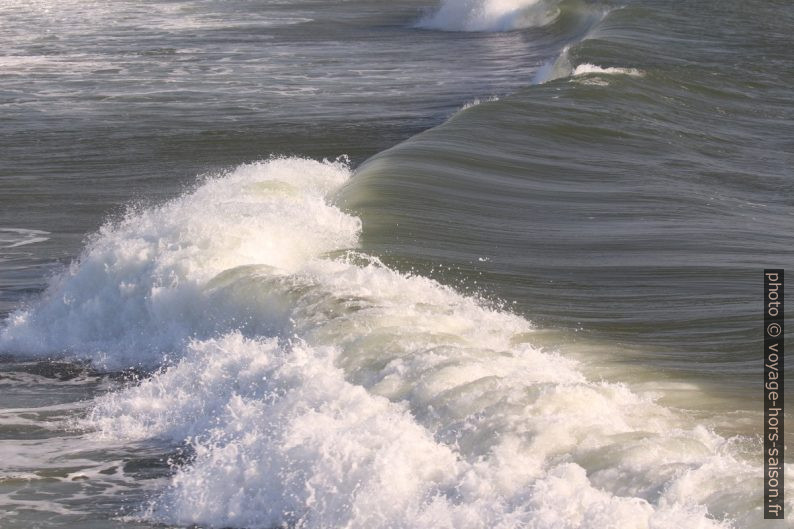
[
  {"xmin": 416, "ymin": 0, "xmax": 559, "ymax": 32},
  {"xmin": 2, "ymin": 157, "xmax": 784, "ymax": 528}
]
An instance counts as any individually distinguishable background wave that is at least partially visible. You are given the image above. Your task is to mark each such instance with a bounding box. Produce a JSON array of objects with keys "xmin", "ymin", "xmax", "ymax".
[
  {"xmin": 417, "ymin": 0, "xmax": 558, "ymax": 32},
  {"xmin": 340, "ymin": 0, "xmax": 794, "ymax": 418}
]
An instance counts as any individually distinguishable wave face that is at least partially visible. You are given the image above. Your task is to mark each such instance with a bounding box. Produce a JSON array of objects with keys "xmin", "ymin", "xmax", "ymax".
[
  {"xmin": 417, "ymin": 0, "xmax": 559, "ymax": 32},
  {"xmin": 342, "ymin": 0, "xmax": 794, "ymax": 418},
  {"xmin": 2, "ymin": 157, "xmax": 782, "ymax": 528}
]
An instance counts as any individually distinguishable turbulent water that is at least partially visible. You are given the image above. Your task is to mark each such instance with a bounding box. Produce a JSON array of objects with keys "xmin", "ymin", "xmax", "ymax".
[{"xmin": 1, "ymin": 0, "xmax": 792, "ymax": 528}]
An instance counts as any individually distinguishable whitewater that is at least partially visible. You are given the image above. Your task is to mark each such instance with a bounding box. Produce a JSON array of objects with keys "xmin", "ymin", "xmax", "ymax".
[{"xmin": 0, "ymin": 156, "xmax": 784, "ymax": 528}]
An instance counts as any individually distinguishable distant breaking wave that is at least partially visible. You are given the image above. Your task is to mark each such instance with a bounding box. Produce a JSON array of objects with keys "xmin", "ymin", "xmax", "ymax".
[
  {"xmin": 416, "ymin": 0, "xmax": 559, "ymax": 32},
  {"xmin": 572, "ymin": 63, "xmax": 643, "ymax": 77}
]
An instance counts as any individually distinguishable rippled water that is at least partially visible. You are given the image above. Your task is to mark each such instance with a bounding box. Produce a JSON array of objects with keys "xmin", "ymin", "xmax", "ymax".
[{"xmin": 1, "ymin": 0, "xmax": 792, "ymax": 528}]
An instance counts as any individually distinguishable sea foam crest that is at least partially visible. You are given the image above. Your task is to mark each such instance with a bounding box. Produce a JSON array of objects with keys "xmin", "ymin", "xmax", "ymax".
[
  {"xmin": 572, "ymin": 63, "xmax": 643, "ymax": 77},
  {"xmin": 459, "ymin": 95, "xmax": 500, "ymax": 111},
  {"xmin": 416, "ymin": 0, "xmax": 558, "ymax": 32},
  {"xmin": 3, "ymin": 158, "xmax": 788, "ymax": 528},
  {"xmin": 0, "ymin": 157, "xmax": 359, "ymax": 368}
]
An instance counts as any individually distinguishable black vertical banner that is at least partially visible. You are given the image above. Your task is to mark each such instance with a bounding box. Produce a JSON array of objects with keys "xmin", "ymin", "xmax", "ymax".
[{"xmin": 764, "ymin": 269, "xmax": 784, "ymax": 519}]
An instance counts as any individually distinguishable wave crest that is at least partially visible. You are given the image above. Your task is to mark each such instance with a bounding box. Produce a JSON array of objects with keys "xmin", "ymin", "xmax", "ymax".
[
  {"xmin": 0, "ymin": 157, "xmax": 358, "ymax": 369},
  {"xmin": 416, "ymin": 0, "xmax": 559, "ymax": 32}
]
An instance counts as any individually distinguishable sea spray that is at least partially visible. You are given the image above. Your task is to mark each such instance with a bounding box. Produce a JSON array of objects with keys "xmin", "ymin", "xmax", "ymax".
[{"xmin": 0, "ymin": 158, "xmax": 358, "ymax": 369}]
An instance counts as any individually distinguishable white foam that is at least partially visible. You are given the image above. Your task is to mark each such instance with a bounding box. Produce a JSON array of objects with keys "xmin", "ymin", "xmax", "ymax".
[
  {"xmin": 0, "ymin": 228, "xmax": 50, "ymax": 249},
  {"xmin": 459, "ymin": 96, "xmax": 500, "ymax": 112},
  {"xmin": 3, "ymin": 157, "xmax": 789, "ymax": 528},
  {"xmin": 572, "ymin": 63, "xmax": 643, "ymax": 77},
  {"xmin": 0, "ymin": 157, "xmax": 358, "ymax": 369},
  {"xmin": 416, "ymin": 0, "xmax": 558, "ymax": 32},
  {"xmin": 531, "ymin": 42, "xmax": 640, "ymax": 85}
]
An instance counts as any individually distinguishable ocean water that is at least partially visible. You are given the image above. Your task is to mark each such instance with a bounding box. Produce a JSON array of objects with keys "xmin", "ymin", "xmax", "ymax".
[{"xmin": 0, "ymin": 0, "xmax": 791, "ymax": 528}]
